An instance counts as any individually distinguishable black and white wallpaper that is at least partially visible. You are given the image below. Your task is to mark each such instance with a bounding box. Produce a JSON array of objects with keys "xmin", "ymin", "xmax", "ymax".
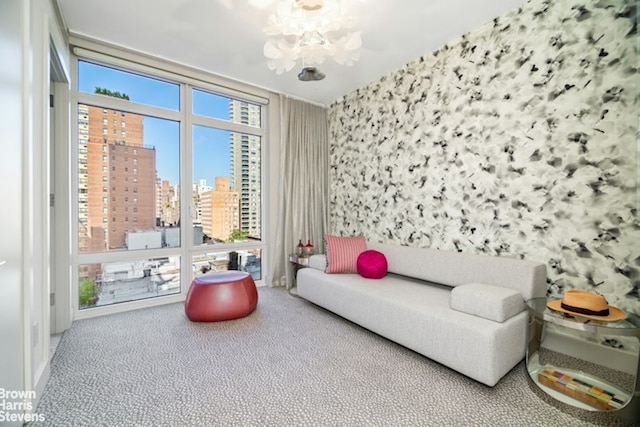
[{"xmin": 328, "ymin": 0, "xmax": 639, "ymax": 315}]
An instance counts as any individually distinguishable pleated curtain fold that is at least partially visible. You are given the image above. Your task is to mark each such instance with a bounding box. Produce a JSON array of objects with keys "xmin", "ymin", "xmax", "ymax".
[{"xmin": 270, "ymin": 95, "xmax": 329, "ymax": 289}]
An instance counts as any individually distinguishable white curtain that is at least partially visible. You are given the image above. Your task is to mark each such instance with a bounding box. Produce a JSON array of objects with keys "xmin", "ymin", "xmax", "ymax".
[{"xmin": 270, "ymin": 95, "xmax": 329, "ymax": 288}]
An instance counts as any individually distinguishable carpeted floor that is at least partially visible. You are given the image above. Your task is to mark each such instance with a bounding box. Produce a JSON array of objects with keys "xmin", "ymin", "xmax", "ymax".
[{"xmin": 32, "ymin": 287, "xmax": 635, "ymax": 426}]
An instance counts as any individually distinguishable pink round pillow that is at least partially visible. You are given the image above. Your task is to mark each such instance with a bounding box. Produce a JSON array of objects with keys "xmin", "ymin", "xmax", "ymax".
[{"xmin": 357, "ymin": 250, "xmax": 388, "ymax": 279}]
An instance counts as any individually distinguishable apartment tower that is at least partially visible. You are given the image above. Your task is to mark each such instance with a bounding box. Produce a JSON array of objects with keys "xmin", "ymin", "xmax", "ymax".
[
  {"xmin": 78, "ymin": 104, "xmax": 157, "ymax": 252},
  {"xmin": 229, "ymin": 100, "xmax": 261, "ymax": 239},
  {"xmin": 200, "ymin": 176, "xmax": 240, "ymax": 242}
]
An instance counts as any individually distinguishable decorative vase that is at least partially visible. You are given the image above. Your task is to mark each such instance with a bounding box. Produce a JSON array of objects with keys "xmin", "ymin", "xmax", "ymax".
[{"xmin": 303, "ymin": 240, "xmax": 314, "ymax": 257}]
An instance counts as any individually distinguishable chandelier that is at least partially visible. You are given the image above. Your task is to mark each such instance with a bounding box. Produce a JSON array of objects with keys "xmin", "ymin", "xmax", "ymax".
[{"xmin": 262, "ymin": 0, "xmax": 362, "ymax": 79}]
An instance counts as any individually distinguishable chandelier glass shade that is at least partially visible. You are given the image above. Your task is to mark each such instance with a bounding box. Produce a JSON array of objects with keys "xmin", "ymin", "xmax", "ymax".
[{"xmin": 263, "ymin": 0, "xmax": 362, "ymax": 75}]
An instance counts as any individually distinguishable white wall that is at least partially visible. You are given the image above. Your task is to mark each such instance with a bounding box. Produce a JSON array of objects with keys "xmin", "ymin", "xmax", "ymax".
[
  {"xmin": 126, "ymin": 231, "xmax": 163, "ymax": 250},
  {"xmin": 0, "ymin": 1, "xmax": 27, "ymax": 425},
  {"xmin": 0, "ymin": 0, "xmax": 70, "ymax": 422}
]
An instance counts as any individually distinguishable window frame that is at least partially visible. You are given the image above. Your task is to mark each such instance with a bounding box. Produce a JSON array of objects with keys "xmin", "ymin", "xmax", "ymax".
[{"xmin": 70, "ymin": 47, "xmax": 269, "ymax": 319}]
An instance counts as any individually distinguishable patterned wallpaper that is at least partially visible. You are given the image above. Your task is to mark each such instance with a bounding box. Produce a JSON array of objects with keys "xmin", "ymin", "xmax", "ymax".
[{"xmin": 328, "ymin": 0, "xmax": 639, "ymax": 315}]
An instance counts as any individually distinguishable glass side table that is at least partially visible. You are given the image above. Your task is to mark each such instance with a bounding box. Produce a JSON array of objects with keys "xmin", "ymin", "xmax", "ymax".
[
  {"xmin": 288, "ymin": 255, "xmax": 310, "ymax": 295},
  {"xmin": 526, "ymin": 297, "xmax": 639, "ymax": 423}
]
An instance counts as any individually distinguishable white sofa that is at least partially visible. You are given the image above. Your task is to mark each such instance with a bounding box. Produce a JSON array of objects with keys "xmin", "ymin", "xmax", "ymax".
[{"xmin": 296, "ymin": 242, "xmax": 547, "ymax": 386}]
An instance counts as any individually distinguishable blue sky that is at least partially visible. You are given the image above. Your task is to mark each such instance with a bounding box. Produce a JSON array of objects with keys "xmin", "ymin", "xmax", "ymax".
[{"xmin": 78, "ymin": 61, "xmax": 234, "ymax": 187}]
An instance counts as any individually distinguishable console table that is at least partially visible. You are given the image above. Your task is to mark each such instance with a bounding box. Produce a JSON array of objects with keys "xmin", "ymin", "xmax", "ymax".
[{"xmin": 526, "ymin": 297, "xmax": 639, "ymax": 422}]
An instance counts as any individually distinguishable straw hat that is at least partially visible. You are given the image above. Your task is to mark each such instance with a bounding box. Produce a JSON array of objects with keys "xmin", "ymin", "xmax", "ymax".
[{"xmin": 547, "ymin": 289, "xmax": 625, "ymax": 322}]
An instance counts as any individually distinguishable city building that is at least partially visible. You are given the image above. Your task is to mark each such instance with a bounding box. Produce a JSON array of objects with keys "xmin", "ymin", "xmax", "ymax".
[
  {"xmin": 79, "ymin": 104, "xmax": 156, "ymax": 252},
  {"xmin": 192, "ymin": 179, "xmax": 212, "ymax": 225},
  {"xmin": 159, "ymin": 179, "xmax": 179, "ymax": 227},
  {"xmin": 199, "ymin": 176, "xmax": 240, "ymax": 242},
  {"xmin": 229, "ymin": 101, "xmax": 261, "ymax": 239}
]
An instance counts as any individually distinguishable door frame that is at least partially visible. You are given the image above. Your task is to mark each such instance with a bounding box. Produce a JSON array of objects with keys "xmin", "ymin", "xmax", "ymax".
[{"xmin": 49, "ymin": 40, "xmax": 72, "ymax": 335}]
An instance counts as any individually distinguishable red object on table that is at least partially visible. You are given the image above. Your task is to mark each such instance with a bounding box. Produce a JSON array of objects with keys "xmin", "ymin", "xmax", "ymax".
[{"xmin": 185, "ymin": 271, "xmax": 258, "ymax": 322}]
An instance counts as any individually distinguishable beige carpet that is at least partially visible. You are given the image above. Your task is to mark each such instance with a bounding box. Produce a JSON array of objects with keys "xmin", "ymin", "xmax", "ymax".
[{"xmin": 32, "ymin": 287, "xmax": 634, "ymax": 426}]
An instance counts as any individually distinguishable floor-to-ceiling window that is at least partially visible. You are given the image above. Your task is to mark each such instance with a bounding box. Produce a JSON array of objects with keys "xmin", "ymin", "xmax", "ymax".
[{"xmin": 72, "ymin": 52, "xmax": 267, "ymax": 315}]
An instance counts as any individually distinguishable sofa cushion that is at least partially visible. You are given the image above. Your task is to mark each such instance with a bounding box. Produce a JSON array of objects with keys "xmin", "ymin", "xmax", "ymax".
[
  {"xmin": 357, "ymin": 250, "xmax": 388, "ymax": 279},
  {"xmin": 449, "ymin": 283, "xmax": 525, "ymax": 323},
  {"xmin": 308, "ymin": 254, "xmax": 328, "ymax": 271},
  {"xmin": 325, "ymin": 235, "xmax": 367, "ymax": 273}
]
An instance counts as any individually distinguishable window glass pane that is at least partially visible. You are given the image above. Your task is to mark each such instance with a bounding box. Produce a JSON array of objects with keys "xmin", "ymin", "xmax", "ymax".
[
  {"xmin": 78, "ymin": 256, "xmax": 181, "ymax": 309},
  {"xmin": 192, "ymin": 89, "xmax": 261, "ymax": 128},
  {"xmin": 74, "ymin": 57, "xmax": 267, "ymax": 312},
  {"xmin": 192, "ymin": 125, "xmax": 261, "ymax": 245},
  {"xmin": 193, "ymin": 249, "xmax": 261, "ymax": 281},
  {"xmin": 77, "ymin": 104, "xmax": 180, "ymax": 252},
  {"xmin": 78, "ymin": 61, "xmax": 180, "ymax": 111}
]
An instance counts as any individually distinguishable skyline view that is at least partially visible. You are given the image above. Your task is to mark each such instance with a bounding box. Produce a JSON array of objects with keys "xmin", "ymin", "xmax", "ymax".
[
  {"xmin": 77, "ymin": 60, "xmax": 262, "ymax": 248},
  {"xmin": 78, "ymin": 60, "xmax": 250, "ymax": 187},
  {"xmin": 76, "ymin": 60, "xmax": 263, "ymax": 309}
]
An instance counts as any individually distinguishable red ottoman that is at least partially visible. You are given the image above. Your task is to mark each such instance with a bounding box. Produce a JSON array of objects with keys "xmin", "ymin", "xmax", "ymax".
[{"xmin": 185, "ymin": 271, "xmax": 258, "ymax": 322}]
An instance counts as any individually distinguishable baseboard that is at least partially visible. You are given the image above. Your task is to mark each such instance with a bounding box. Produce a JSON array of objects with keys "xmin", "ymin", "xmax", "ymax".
[
  {"xmin": 33, "ymin": 358, "xmax": 50, "ymax": 412},
  {"xmin": 541, "ymin": 325, "xmax": 638, "ymax": 375}
]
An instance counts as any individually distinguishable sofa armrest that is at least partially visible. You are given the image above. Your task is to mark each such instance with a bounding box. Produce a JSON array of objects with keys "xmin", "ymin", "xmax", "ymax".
[
  {"xmin": 308, "ymin": 254, "xmax": 327, "ymax": 271},
  {"xmin": 450, "ymin": 283, "xmax": 525, "ymax": 323}
]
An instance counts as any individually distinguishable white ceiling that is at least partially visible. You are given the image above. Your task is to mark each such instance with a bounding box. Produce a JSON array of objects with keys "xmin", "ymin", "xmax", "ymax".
[{"xmin": 56, "ymin": 0, "xmax": 526, "ymax": 106}]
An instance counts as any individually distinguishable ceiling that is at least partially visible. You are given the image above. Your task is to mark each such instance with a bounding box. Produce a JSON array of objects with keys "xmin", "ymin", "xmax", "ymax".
[{"xmin": 56, "ymin": 0, "xmax": 526, "ymax": 106}]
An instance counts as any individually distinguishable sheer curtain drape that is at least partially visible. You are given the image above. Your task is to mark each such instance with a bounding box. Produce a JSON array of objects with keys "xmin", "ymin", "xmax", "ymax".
[{"xmin": 271, "ymin": 95, "xmax": 329, "ymax": 288}]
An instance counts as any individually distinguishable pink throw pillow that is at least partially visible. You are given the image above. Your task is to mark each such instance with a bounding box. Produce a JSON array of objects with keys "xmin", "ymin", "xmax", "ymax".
[
  {"xmin": 357, "ymin": 250, "xmax": 388, "ymax": 279},
  {"xmin": 325, "ymin": 235, "xmax": 367, "ymax": 274}
]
